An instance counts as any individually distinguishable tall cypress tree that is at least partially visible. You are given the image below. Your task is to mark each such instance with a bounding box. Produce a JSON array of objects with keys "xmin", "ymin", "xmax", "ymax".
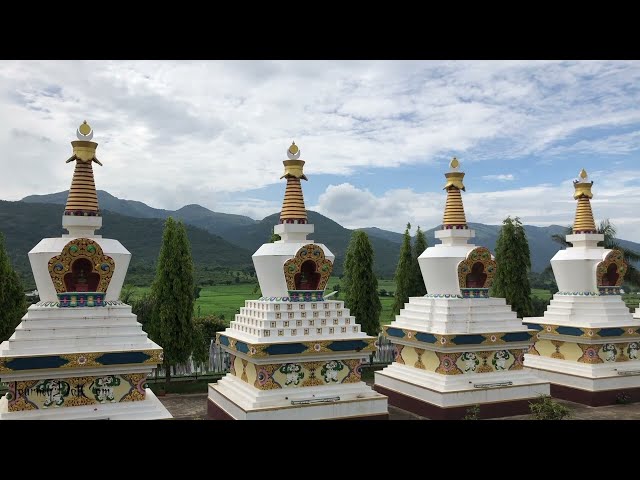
[
  {"xmin": 343, "ymin": 231, "xmax": 382, "ymax": 336},
  {"xmin": 490, "ymin": 216, "xmax": 533, "ymax": 318},
  {"xmin": 408, "ymin": 226, "xmax": 428, "ymax": 297},
  {"xmin": 0, "ymin": 232, "xmax": 27, "ymax": 342},
  {"xmin": 150, "ymin": 218, "xmax": 196, "ymax": 385},
  {"xmin": 392, "ymin": 223, "xmax": 413, "ymax": 318}
]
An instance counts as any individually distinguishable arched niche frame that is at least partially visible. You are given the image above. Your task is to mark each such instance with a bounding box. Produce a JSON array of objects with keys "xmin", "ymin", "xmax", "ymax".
[
  {"xmin": 457, "ymin": 247, "xmax": 496, "ymax": 290},
  {"xmin": 48, "ymin": 238, "xmax": 115, "ymax": 293},
  {"xmin": 596, "ymin": 249, "xmax": 626, "ymax": 288},
  {"xmin": 283, "ymin": 244, "xmax": 333, "ymax": 291}
]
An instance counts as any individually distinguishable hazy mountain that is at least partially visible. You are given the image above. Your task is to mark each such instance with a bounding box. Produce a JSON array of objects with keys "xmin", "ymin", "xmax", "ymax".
[
  {"xmin": 14, "ymin": 190, "xmax": 640, "ymax": 280},
  {"xmin": 359, "ymin": 227, "xmax": 404, "ymax": 244},
  {"xmin": 361, "ymin": 222, "xmax": 639, "ymax": 272},
  {"xmin": 0, "ymin": 200, "xmax": 253, "ymax": 289},
  {"xmin": 22, "ymin": 190, "xmax": 257, "ymax": 236},
  {"xmin": 222, "ymin": 211, "xmax": 401, "ymax": 278}
]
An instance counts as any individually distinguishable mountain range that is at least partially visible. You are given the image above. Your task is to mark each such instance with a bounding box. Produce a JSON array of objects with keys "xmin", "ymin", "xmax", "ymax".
[
  {"xmin": 22, "ymin": 190, "xmax": 256, "ymax": 237},
  {"xmin": 4, "ymin": 190, "xmax": 640, "ymax": 288}
]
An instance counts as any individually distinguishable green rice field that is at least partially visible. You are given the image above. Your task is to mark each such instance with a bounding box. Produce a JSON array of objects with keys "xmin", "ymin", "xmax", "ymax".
[{"xmin": 127, "ymin": 279, "xmax": 559, "ymax": 327}]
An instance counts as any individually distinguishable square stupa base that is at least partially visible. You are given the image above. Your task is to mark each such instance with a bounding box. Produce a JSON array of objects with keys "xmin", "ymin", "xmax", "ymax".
[
  {"xmin": 206, "ymin": 375, "xmax": 388, "ymax": 420},
  {"xmin": 525, "ymin": 355, "xmax": 640, "ymax": 406},
  {"xmin": 374, "ymin": 364, "xmax": 549, "ymax": 420},
  {"xmin": 0, "ymin": 388, "xmax": 172, "ymax": 420}
]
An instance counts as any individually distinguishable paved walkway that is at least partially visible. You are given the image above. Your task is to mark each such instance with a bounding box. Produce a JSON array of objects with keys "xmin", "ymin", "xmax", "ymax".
[{"xmin": 158, "ymin": 393, "xmax": 640, "ymax": 420}]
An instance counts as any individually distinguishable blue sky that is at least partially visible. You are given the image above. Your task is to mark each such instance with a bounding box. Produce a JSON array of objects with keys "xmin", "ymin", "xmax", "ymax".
[{"xmin": 1, "ymin": 60, "xmax": 640, "ymax": 238}]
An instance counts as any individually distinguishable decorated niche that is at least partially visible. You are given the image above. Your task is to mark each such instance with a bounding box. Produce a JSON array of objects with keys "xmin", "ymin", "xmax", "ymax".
[
  {"xmin": 596, "ymin": 250, "xmax": 626, "ymax": 288},
  {"xmin": 283, "ymin": 244, "xmax": 333, "ymax": 292},
  {"xmin": 48, "ymin": 238, "xmax": 115, "ymax": 294},
  {"xmin": 457, "ymin": 247, "xmax": 496, "ymax": 290}
]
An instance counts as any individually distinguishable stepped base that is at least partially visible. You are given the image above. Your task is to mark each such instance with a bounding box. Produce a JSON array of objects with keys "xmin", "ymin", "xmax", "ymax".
[
  {"xmin": 549, "ymin": 384, "xmax": 640, "ymax": 406},
  {"xmin": 525, "ymin": 355, "xmax": 640, "ymax": 406},
  {"xmin": 374, "ymin": 384, "xmax": 532, "ymax": 420},
  {"xmin": 375, "ymin": 364, "xmax": 549, "ymax": 420},
  {"xmin": 207, "ymin": 375, "xmax": 388, "ymax": 420},
  {"xmin": 0, "ymin": 389, "xmax": 172, "ymax": 420}
]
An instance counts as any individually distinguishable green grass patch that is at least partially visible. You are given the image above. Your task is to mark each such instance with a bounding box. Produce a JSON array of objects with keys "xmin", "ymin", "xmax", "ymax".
[
  {"xmin": 126, "ymin": 277, "xmax": 399, "ymax": 328},
  {"xmin": 531, "ymin": 289, "xmax": 552, "ymax": 301},
  {"xmin": 194, "ymin": 283, "xmax": 260, "ymax": 322}
]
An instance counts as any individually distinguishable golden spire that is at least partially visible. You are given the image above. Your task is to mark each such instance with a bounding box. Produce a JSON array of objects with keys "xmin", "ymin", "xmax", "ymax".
[
  {"xmin": 280, "ymin": 142, "xmax": 308, "ymax": 224},
  {"xmin": 442, "ymin": 157, "xmax": 468, "ymax": 229},
  {"xmin": 64, "ymin": 121, "xmax": 102, "ymax": 216},
  {"xmin": 572, "ymin": 168, "xmax": 597, "ymax": 234}
]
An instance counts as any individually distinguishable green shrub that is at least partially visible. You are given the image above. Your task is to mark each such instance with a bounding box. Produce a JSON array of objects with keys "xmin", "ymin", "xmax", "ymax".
[
  {"xmin": 462, "ymin": 404, "xmax": 480, "ymax": 420},
  {"xmin": 529, "ymin": 395, "xmax": 572, "ymax": 420},
  {"xmin": 192, "ymin": 315, "xmax": 227, "ymax": 364}
]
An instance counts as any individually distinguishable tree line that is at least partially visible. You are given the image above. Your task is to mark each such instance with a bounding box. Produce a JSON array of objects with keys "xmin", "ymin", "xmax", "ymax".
[{"xmin": 1, "ymin": 216, "xmax": 639, "ymax": 385}]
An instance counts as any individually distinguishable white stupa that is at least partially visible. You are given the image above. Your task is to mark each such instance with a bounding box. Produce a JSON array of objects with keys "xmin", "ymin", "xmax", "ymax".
[
  {"xmin": 523, "ymin": 169, "xmax": 640, "ymax": 405},
  {"xmin": 0, "ymin": 122, "xmax": 171, "ymax": 419},
  {"xmin": 207, "ymin": 142, "xmax": 388, "ymax": 420},
  {"xmin": 374, "ymin": 158, "xmax": 549, "ymax": 419}
]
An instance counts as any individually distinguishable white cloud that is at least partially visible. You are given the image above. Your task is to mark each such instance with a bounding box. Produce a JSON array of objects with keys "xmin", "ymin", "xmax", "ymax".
[
  {"xmin": 312, "ymin": 170, "xmax": 640, "ymax": 241},
  {"xmin": 1, "ymin": 60, "xmax": 640, "ymax": 214},
  {"xmin": 481, "ymin": 174, "xmax": 515, "ymax": 181}
]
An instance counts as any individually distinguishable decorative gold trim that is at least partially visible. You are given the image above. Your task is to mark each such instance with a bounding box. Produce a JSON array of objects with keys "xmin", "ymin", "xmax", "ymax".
[
  {"xmin": 572, "ymin": 172, "xmax": 596, "ymax": 233},
  {"xmin": 435, "ymin": 351, "xmax": 463, "ymax": 375},
  {"xmin": 457, "ymin": 247, "xmax": 496, "ymax": 289},
  {"xmin": 596, "ymin": 249, "xmax": 627, "ymax": 288},
  {"xmin": 48, "ymin": 238, "xmax": 115, "ymax": 294},
  {"xmin": 8, "ymin": 373, "xmax": 146, "ymax": 411},
  {"xmin": 65, "ymin": 137, "xmax": 102, "ymax": 213},
  {"xmin": 0, "ymin": 349, "xmax": 163, "ymax": 374},
  {"xmin": 283, "ymin": 244, "xmax": 333, "ymax": 291}
]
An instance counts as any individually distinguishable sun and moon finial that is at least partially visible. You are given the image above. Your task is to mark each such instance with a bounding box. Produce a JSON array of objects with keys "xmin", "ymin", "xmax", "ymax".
[
  {"xmin": 76, "ymin": 120, "xmax": 94, "ymax": 141},
  {"xmin": 68, "ymin": 120, "xmax": 102, "ymax": 165},
  {"xmin": 573, "ymin": 168, "xmax": 593, "ymax": 200},
  {"xmin": 444, "ymin": 157, "xmax": 465, "ymax": 190},
  {"xmin": 287, "ymin": 141, "xmax": 301, "ymax": 160}
]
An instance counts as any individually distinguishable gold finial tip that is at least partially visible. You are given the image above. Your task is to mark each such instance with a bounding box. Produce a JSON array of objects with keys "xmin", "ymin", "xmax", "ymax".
[
  {"xmin": 450, "ymin": 157, "xmax": 460, "ymax": 169},
  {"xmin": 287, "ymin": 141, "xmax": 301, "ymax": 160},
  {"xmin": 579, "ymin": 168, "xmax": 588, "ymax": 179},
  {"xmin": 76, "ymin": 120, "xmax": 93, "ymax": 140},
  {"xmin": 79, "ymin": 121, "xmax": 91, "ymax": 135}
]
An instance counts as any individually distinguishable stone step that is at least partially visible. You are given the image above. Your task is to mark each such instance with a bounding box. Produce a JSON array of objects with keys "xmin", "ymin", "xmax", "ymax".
[{"xmin": 11, "ymin": 325, "xmax": 144, "ymax": 340}]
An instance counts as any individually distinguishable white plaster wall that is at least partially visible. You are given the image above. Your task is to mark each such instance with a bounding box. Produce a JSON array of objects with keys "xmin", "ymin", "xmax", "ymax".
[
  {"xmin": 29, "ymin": 237, "xmax": 131, "ymax": 302},
  {"xmin": 551, "ymin": 242, "xmax": 610, "ymax": 292},
  {"xmin": 418, "ymin": 229, "xmax": 479, "ymax": 296},
  {"xmin": 419, "ymin": 245, "xmax": 475, "ymax": 295},
  {"xmin": 253, "ymin": 241, "xmax": 335, "ymax": 297}
]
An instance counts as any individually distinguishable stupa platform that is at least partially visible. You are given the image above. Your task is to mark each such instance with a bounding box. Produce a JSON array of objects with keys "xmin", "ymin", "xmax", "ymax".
[
  {"xmin": 0, "ymin": 122, "xmax": 170, "ymax": 420},
  {"xmin": 523, "ymin": 296, "xmax": 640, "ymax": 405},
  {"xmin": 0, "ymin": 388, "xmax": 171, "ymax": 420},
  {"xmin": 522, "ymin": 170, "xmax": 640, "ymax": 406},
  {"xmin": 208, "ymin": 298, "xmax": 388, "ymax": 420},
  {"xmin": 374, "ymin": 158, "xmax": 549, "ymax": 419},
  {"xmin": 376, "ymin": 296, "xmax": 549, "ymax": 419}
]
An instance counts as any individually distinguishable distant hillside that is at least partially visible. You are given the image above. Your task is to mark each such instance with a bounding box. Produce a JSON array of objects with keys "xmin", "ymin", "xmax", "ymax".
[
  {"xmin": 15, "ymin": 190, "xmax": 640, "ymax": 279},
  {"xmin": 359, "ymin": 227, "xmax": 404, "ymax": 244},
  {"xmin": 362, "ymin": 222, "xmax": 640, "ymax": 272},
  {"xmin": 222, "ymin": 211, "xmax": 401, "ymax": 278},
  {"xmin": 22, "ymin": 190, "xmax": 257, "ymax": 237},
  {"xmin": 0, "ymin": 200, "xmax": 253, "ymax": 289}
]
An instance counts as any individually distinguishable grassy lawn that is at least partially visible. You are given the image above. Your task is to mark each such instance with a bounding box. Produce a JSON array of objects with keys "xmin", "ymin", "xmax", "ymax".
[
  {"xmin": 126, "ymin": 280, "xmax": 560, "ymax": 327},
  {"xmin": 531, "ymin": 288, "xmax": 552, "ymax": 301},
  {"xmin": 195, "ymin": 283, "xmax": 260, "ymax": 322}
]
